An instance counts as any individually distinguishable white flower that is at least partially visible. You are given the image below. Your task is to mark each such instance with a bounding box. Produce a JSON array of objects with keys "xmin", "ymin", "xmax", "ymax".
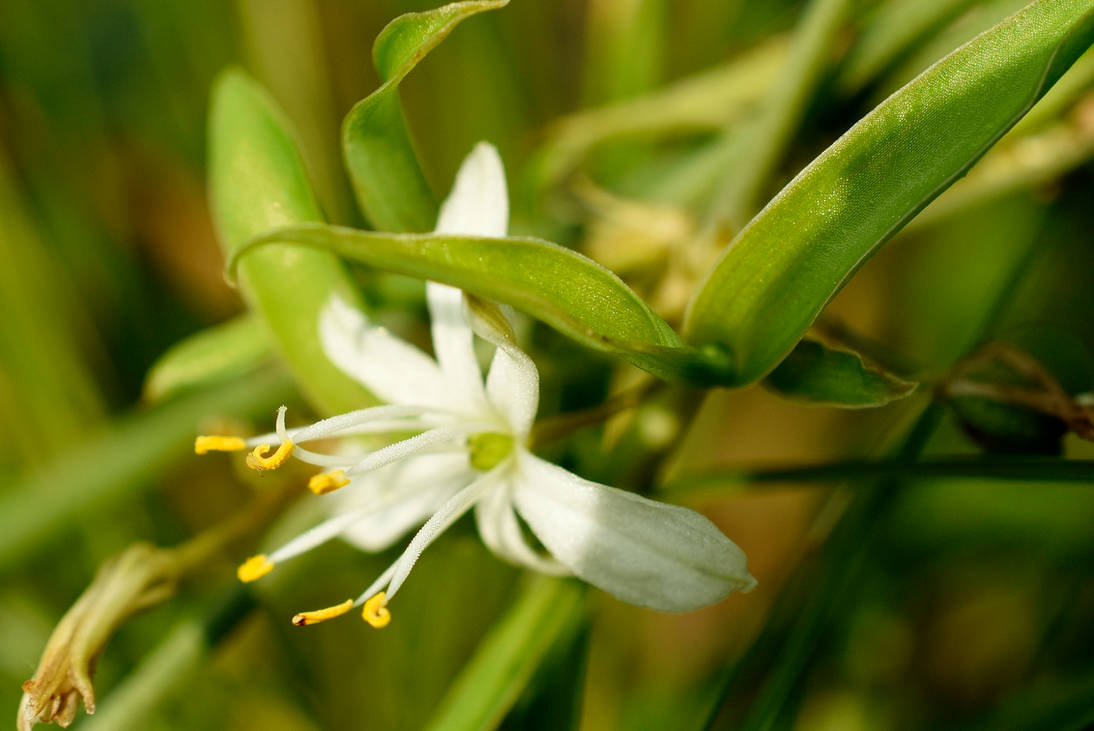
[{"xmin": 198, "ymin": 143, "xmax": 755, "ymax": 626}]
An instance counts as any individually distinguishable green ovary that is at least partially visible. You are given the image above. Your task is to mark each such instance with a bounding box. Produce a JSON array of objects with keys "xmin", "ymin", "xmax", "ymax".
[{"xmin": 468, "ymin": 432, "xmax": 514, "ymax": 472}]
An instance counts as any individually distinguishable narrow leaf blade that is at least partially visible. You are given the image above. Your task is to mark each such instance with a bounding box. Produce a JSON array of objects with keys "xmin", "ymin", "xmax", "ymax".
[
  {"xmin": 143, "ymin": 316, "xmax": 272, "ymax": 403},
  {"xmin": 425, "ymin": 577, "xmax": 585, "ymax": 731}
]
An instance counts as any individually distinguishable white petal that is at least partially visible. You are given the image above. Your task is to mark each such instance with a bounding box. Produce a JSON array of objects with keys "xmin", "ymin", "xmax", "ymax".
[
  {"xmin": 384, "ymin": 470, "xmax": 496, "ymax": 600},
  {"xmin": 427, "ymin": 282, "xmax": 487, "ymax": 412},
  {"xmin": 467, "ymin": 304, "xmax": 540, "ymax": 438},
  {"xmin": 319, "ymin": 295, "xmax": 456, "ymax": 410},
  {"xmin": 475, "ymin": 476, "xmax": 569, "ymax": 575},
  {"xmin": 337, "ymin": 453, "xmax": 471, "ymax": 552},
  {"xmin": 435, "ymin": 142, "xmax": 508, "ymax": 238},
  {"xmin": 512, "ymin": 453, "xmax": 756, "ymax": 612},
  {"xmin": 486, "ymin": 342, "xmax": 539, "ymax": 438}
]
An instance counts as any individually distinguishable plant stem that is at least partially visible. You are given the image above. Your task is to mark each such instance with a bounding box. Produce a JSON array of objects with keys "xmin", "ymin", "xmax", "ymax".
[
  {"xmin": 424, "ymin": 576, "xmax": 586, "ymax": 731},
  {"xmin": 664, "ymin": 456, "xmax": 1094, "ymax": 493}
]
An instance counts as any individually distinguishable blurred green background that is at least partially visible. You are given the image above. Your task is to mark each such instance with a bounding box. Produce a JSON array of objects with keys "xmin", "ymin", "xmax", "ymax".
[{"xmin": 3, "ymin": 0, "xmax": 1094, "ymax": 729}]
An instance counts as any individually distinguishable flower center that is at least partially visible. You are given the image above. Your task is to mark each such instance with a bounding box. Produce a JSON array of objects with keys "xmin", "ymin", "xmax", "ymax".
[{"xmin": 468, "ymin": 432, "xmax": 514, "ymax": 472}]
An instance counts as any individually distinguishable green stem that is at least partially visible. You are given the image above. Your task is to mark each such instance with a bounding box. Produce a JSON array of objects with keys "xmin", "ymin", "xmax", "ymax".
[
  {"xmin": 664, "ymin": 456, "xmax": 1094, "ymax": 493},
  {"xmin": 423, "ymin": 577, "xmax": 586, "ymax": 731}
]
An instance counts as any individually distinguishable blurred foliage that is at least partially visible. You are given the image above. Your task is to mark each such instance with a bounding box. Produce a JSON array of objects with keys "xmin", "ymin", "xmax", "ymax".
[{"xmin": 2, "ymin": 1, "xmax": 1094, "ymax": 730}]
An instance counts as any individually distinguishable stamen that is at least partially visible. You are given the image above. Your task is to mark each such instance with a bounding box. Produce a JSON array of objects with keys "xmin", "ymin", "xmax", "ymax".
[
  {"xmin": 246, "ymin": 440, "xmax": 295, "ymax": 471},
  {"xmin": 362, "ymin": 592, "xmax": 391, "ymax": 628},
  {"xmin": 194, "ymin": 436, "xmax": 247, "ymax": 454},
  {"xmin": 237, "ymin": 555, "xmax": 274, "ymax": 583},
  {"xmin": 343, "ymin": 423, "xmax": 492, "ymax": 477},
  {"xmin": 308, "ymin": 470, "xmax": 351, "ymax": 495},
  {"xmin": 292, "ymin": 599, "xmax": 354, "ymax": 626}
]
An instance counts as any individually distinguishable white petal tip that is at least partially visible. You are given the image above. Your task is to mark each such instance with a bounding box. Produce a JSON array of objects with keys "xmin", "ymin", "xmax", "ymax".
[{"xmin": 436, "ymin": 141, "xmax": 509, "ymax": 238}]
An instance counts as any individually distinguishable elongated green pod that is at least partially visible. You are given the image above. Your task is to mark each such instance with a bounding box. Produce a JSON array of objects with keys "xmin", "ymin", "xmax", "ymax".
[{"xmin": 209, "ymin": 70, "xmax": 373, "ymax": 414}]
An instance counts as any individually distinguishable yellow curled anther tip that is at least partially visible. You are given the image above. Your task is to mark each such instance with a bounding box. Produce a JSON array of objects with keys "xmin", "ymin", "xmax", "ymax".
[
  {"xmin": 246, "ymin": 440, "xmax": 295, "ymax": 471},
  {"xmin": 237, "ymin": 555, "xmax": 274, "ymax": 583},
  {"xmin": 194, "ymin": 436, "xmax": 247, "ymax": 455},
  {"xmin": 292, "ymin": 599, "xmax": 354, "ymax": 626},
  {"xmin": 308, "ymin": 470, "xmax": 351, "ymax": 495},
  {"xmin": 362, "ymin": 592, "xmax": 391, "ymax": 628}
]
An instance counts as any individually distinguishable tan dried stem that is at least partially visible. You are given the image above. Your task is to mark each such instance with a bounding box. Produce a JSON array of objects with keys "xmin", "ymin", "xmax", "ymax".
[
  {"xmin": 941, "ymin": 343, "xmax": 1094, "ymax": 440},
  {"xmin": 17, "ymin": 481, "xmax": 295, "ymax": 730}
]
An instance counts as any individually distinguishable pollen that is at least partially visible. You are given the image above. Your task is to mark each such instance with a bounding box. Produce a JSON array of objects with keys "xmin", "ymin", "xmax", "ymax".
[
  {"xmin": 292, "ymin": 599, "xmax": 354, "ymax": 626},
  {"xmin": 308, "ymin": 470, "xmax": 351, "ymax": 495},
  {"xmin": 194, "ymin": 435, "xmax": 247, "ymax": 455},
  {"xmin": 246, "ymin": 440, "xmax": 295, "ymax": 471},
  {"xmin": 237, "ymin": 555, "xmax": 274, "ymax": 583},
  {"xmin": 362, "ymin": 592, "xmax": 391, "ymax": 628}
]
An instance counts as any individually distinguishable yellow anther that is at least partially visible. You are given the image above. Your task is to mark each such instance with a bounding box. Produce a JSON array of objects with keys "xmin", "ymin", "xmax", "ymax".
[
  {"xmin": 362, "ymin": 592, "xmax": 391, "ymax": 628},
  {"xmin": 245, "ymin": 440, "xmax": 295, "ymax": 471},
  {"xmin": 237, "ymin": 555, "xmax": 274, "ymax": 583},
  {"xmin": 308, "ymin": 470, "xmax": 351, "ymax": 495},
  {"xmin": 292, "ymin": 599, "xmax": 354, "ymax": 626},
  {"xmin": 194, "ymin": 435, "xmax": 247, "ymax": 455}
]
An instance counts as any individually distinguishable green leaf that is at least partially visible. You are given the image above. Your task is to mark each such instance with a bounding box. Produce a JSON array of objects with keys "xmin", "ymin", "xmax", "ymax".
[
  {"xmin": 231, "ymin": 223, "xmax": 734, "ymax": 385},
  {"xmin": 424, "ymin": 577, "xmax": 585, "ymax": 731},
  {"xmin": 342, "ymin": 0, "xmax": 508, "ymax": 232},
  {"xmin": 764, "ymin": 339, "xmax": 918, "ymax": 408},
  {"xmin": 209, "ymin": 69, "xmax": 374, "ymax": 415},
  {"xmin": 911, "ymin": 101, "xmax": 1094, "ymax": 229},
  {"xmin": 143, "ymin": 316, "xmax": 272, "ymax": 403},
  {"xmin": 686, "ymin": 1, "xmax": 1094, "ymax": 387}
]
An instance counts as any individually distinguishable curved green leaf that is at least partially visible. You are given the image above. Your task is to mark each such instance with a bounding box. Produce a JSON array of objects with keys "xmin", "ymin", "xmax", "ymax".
[
  {"xmin": 342, "ymin": 0, "xmax": 508, "ymax": 232},
  {"xmin": 143, "ymin": 316, "xmax": 273, "ymax": 403},
  {"xmin": 764, "ymin": 339, "xmax": 918, "ymax": 408},
  {"xmin": 209, "ymin": 70, "xmax": 373, "ymax": 415},
  {"xmin": 686, "ymin": 1, "xmax": 1094, "ymax": 386},
  {"xmin": 230, "ymin": 223, "xmax": 733, "ymax": 385}
]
